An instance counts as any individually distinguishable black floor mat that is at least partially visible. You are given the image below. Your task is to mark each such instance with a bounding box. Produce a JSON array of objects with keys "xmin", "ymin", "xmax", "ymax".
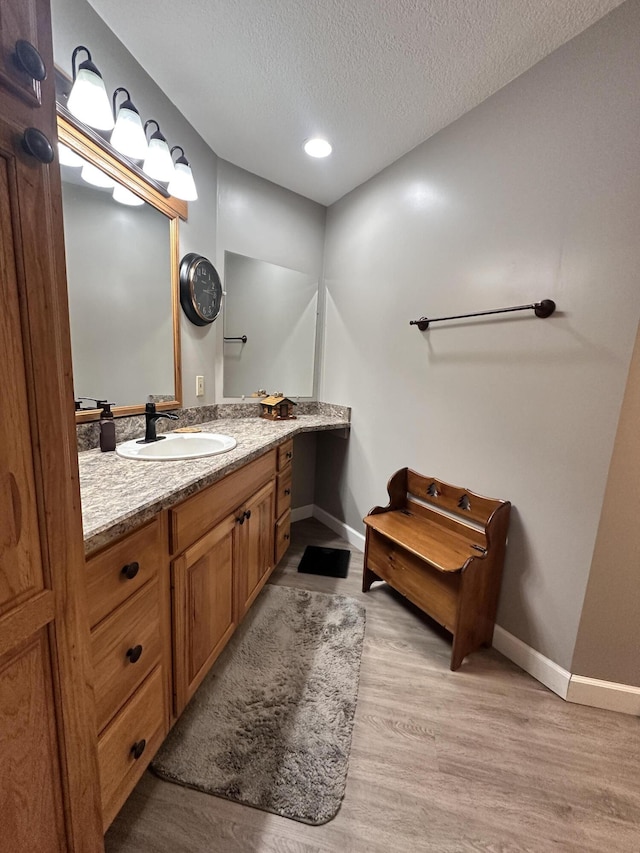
[{"xmin": 297, "ymin": 545, "xmax": 351, "ymax": 578}]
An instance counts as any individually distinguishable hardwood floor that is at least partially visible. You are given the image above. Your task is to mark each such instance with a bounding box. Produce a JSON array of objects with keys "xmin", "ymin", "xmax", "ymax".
[{"xmin": 105, "ymin": 519, "xmax": 640, "ymax": 852}]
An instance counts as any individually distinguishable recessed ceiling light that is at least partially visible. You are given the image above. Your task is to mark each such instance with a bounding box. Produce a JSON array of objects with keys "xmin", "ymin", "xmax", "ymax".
[{"xmin": 304, "ymin": 138, "xmax": 332, "ymax": 158}]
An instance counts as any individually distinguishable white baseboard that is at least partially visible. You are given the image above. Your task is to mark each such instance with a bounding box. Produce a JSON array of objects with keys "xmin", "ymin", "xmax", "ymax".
[
  {"xmin": 291, "ymin": 504, "xmax": 314, "ymax": 523},
  {"xmin": 311, "ymin": 505, "xmax": 366, "ymax": 552},
  {"xmin": 567, "ymin": 675, "xmax": 640, "ymax": 716},
  {"xmin": 492, "ymin": 625, "xmax": 571, "ymax": 699}
]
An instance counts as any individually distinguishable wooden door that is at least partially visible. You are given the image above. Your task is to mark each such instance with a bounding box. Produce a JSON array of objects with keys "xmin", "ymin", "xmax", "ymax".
[
  {"xmin": 238, "ymin": 481, "xmax": 275, "ymax": 618},
  {"xmin": 172, "ymin": 512, "xmax": 239, "ymax": 715},
  {"xmin": 0, "ymin": 0, "xmax": 103, "ymax": 849}
]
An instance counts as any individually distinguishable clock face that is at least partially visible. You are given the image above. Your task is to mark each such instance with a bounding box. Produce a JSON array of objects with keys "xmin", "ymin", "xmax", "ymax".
[{"xmin": 179, "ymin": 254, "xmax": 223, "ymax": 326}]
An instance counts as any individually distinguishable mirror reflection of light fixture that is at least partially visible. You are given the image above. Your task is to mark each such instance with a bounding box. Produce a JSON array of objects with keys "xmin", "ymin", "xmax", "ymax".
[
  {"xmin": 113, "ymin": 183, "xmax": 145, "ymax": 206},
  {"xmin": 67, "ymin": 46, "xmax": 114, "ymax": 131},
  {"xmin": 142, "ymin": 120, "xmax": 174, "ymax": 182},
  {"xmin": 167, "ymin": 146, "xmax": 198, "ymax": 201},
  {"xmin": 58, "ymin": 142, "xmax": 84, "ymax": 167},
  {"xmin": 110, "ymin": 87, "xmax": 148, "ymax": 160},
  {"xmin": 81, "ymin": 162, "xmax": 115, "ymax": 189}
]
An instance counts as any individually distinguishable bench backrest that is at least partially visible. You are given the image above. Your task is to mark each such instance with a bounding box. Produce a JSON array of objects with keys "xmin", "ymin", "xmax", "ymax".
[{"xmin": 387, "ymin": 468, "xmax": 507, "ymax": 531}]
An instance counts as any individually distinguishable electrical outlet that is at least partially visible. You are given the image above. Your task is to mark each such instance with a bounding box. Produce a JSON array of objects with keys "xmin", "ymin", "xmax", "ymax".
[{"xmin": 196, "ymin": 375, "xmax": 204, "ymax": 397}]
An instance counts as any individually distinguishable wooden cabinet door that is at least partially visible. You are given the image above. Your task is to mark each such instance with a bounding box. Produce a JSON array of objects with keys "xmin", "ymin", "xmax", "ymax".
[
  {"xmin": 172, "ymin": 513, "xmax": 239, "ymax": 716},
  {"xmin": 238, "ymin": 481, "xmax": 275, "ymax": 618},
  {"xmin": 0, "ymin": 0, "xmax": 103, "ymax": 849}
]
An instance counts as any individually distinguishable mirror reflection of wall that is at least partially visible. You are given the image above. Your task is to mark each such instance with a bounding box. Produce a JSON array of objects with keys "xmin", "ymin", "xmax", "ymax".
[
  {"xmin": 61, "ymin": 154, "xmax": 174, "ymax": 409},
  {"xmin": 222, "ymin": 251, "xmax": 318, "ymax": 398}
]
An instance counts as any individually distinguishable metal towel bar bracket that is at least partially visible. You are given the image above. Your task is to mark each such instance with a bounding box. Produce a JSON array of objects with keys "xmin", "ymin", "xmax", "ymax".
[{"xmin": 409, "ymin": 299, "xmax": 556, "ymax": 331}]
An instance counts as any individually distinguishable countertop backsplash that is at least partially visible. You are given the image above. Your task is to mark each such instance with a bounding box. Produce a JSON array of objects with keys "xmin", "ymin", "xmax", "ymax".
[{"xmin": 76, "ymin": 402, "xmax": 350, "ymax": 452}]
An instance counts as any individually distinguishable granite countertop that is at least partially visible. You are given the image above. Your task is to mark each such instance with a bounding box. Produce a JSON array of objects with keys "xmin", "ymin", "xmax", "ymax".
[{"xmin": 79, "ymin": 412, "xmax": 349, "ymax": 555}]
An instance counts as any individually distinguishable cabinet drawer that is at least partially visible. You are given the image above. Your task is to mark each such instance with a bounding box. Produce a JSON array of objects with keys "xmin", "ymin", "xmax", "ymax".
[
  {"xmin": 170, "ymin": 450, "xmax": 276, "ymax": 554},
  {"xmin": 97, "ymin": 665, "xmax": 166, "ymax": 831},
  {"xmin": 276, "ymin": 465, "xmax": 292, "ymax": 519},
  {"xmin": 91, "ymin": 580, "xmax": 162, "ymax": 733},
  {"xmin": 86, "ymin": 517, "xmax": 161, "ymax": 628},
  {"xmin": 277, "ymin": 439, "xmax": 293, "ymax": 471},
  {"xmin": 367, "ymin": 531, "xmax": 460, "ymax": 632},
  {"xmin": 275, "ymin": 509, "xmax": 292, "ymax": 564}
]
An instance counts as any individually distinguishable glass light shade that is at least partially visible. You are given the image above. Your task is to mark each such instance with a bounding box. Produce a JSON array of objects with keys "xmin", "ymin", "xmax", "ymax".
[
  {"xmin": 58, "ymin": 143, "xmax": 84, "ymax": 167},
  {"xmin": 304, "ymin": 137, "xmax": 332, "ymax": 158},
  {"xmin": 113, "ymin": 184, "xmax": 144, "ymax": 206},
  {"xmin": 68, "ymin": 67, "xmax": 115, "ymax": 131},
  {"xmin": 110, "ymin": 107, "xmax": 148, "ymax": 160},
  {"xmin": 168, "ymin": 160, "xmax": 198, "ymax": 201},
  {"xmin": 142, "ymin": 137, "xmax": 174, "ymax": 182},
  {"xmin": 81, "ymin": 162, "xmax": 115, "ymax": 189}
]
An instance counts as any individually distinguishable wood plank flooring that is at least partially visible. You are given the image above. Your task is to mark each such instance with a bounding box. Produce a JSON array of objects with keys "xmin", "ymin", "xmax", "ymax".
[{"xmin": 105, "ymin": 519, "xmax": 640, "ymax": 852}]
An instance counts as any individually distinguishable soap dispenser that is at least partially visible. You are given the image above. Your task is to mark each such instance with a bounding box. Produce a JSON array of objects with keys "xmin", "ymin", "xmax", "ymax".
[{"xmin": 99, "ymin": 402, "xmax": 116, "ymax": 452}]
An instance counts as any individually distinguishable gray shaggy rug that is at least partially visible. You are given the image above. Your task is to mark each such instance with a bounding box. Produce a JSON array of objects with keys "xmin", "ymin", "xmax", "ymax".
[{"xmin": 151, "ymin": 584, "xmax": 366, "ymax": 825}]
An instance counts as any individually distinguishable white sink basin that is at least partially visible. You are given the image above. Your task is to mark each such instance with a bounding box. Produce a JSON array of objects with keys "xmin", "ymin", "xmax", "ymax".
[{"xmin": 116, "ymin": 432, "xmax": 237, "ymax": 461}]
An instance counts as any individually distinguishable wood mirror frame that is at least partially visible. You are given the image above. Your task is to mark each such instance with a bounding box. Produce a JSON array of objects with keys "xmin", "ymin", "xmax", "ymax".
[{"xmin": 57, "ymin": 109, "xmax": 187, "ymax": 424}]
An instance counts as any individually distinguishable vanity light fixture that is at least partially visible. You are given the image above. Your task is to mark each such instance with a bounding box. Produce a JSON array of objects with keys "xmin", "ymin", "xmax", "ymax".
[
  {"xmin": 58, "ymin": 142, "xmax": 84, "ymax": 167},
  {"xmin": 110, "ymin": 87, "xmax": 148, "ymax": 160},
  {"xmin": 167, "ymin": 146, "xmax": 198, "ymax": 201},
  {"xmin": 142, "ymin": 119, "xmax": 174, "ymax": 182},
  {"xmin": 112, "ymin": 183, "xmax": 145, "ymax": 206},
  {"xmin": 80, "ymin": 161, "xmax": 115, "ymax": 189},
  {"xmin": 67, "ymin": 46, "xmax": 114, "ymax": 131},
  {"xmin": 304, "ymin": 137, "xmax": 332, "ymax": 158}
]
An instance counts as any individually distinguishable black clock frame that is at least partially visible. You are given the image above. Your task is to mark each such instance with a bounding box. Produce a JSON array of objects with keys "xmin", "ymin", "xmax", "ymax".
[{"xmin": 179, "ymin": 252, "xmax": 223, "ymax": 326}]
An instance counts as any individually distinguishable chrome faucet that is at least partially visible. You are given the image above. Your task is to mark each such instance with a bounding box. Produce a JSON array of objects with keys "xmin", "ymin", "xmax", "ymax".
[{"xmin": 141, "ymin": 402, "xmax": 179, "ymax": 443}]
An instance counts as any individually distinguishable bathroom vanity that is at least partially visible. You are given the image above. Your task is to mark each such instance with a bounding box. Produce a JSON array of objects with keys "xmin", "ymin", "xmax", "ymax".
[{"xmin": 78, "ymin": 412, "xmax": 349, "ymax": 829}]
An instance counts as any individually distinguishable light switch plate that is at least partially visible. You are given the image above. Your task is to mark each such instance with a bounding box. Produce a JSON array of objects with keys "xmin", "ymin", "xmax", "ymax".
[{"xmin": 196, "ymin": 375, "xmax": 204, "ymax": 397}]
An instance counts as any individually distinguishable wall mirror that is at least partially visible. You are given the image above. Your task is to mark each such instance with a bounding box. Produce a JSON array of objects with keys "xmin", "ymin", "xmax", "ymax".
[
  {"xmin": 57, "ymin": 111, "xmax": 186, "ymax": 422},
  {"xmin": 222, "ymin": 251, "xmax": 318, "ymax": 398}
]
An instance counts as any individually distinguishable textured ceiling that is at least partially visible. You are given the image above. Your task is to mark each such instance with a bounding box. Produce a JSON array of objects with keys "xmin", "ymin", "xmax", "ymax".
[{"xmin": 86, "ymin": 0, "xmax": 625, "ymax": 205}]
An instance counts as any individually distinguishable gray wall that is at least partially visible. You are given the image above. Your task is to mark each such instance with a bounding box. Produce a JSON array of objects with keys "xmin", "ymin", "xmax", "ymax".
[
  {"xmin": 52, "ymin": 0, "xmax": 218, "ymax": 407},
  {"xmin": 318, "ymin": 0, "xmax": 640, "ymax": 672}
]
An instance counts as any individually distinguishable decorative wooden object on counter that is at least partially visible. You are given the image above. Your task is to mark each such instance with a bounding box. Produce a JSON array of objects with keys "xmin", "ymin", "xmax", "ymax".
[
  {"xmin": 85, "ymin": 515, "xmax": 170, "ymax": 831},
  {"xmin": 0, "ymin": 0, "xmax": 103, "ymax": 848},
  {"xmin": 259, "ymin": 395, "xmax": 297, "ymax": 420},
  {"xmin": 363, "ymin": 469, "xmax": 511, "ymax": 670}
]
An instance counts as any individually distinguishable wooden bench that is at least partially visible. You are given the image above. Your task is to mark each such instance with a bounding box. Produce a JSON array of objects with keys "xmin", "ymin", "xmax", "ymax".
[{"xmin": 363, "ymin": 469, "xmax": 511, "ymax": 670}]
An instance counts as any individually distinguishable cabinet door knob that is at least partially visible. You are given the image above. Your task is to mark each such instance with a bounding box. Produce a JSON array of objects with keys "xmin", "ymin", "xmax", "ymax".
[
  {"xmin": 284, "ymin": 533, "xmax": 290, "ymax": 541},
  {"xmin": 21, "ymin": 127, "xmax": 54, "ymax": 164},
  {"xmin": 130, "ymin": 739, "xmax": 146, "ymax": 760},
  {"xmin": 284, "ymin": 488, "xmax": 291, "ymax": 496},
  {"xmin": 14, "ymin": 39, "xmax": 47, "ymax": 82},
  {"xmin": 244, "ymin": 509, "xmax": 252, "ymax": 521},
  {"xmin": 236, "ymin": 514, "xmax": 245, "ymax": 525},
  {"xmin": 121, "ymin": 561, "xmax": 140, "ymax": 580},
  {"xmin": 126, "ymin": 644, "xmax": 143, "ymax": 663}
]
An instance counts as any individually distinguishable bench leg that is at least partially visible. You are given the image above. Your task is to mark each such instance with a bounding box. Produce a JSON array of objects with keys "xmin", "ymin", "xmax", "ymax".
[{"xmin": 362, "ymin": 566, "xmax": 380, "ymax": 592}]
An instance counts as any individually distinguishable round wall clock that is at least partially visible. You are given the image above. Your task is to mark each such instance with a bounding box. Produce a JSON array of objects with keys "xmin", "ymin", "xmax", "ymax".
[{"xmin": 179, "ymin": 253, "xmax": 223, "ymax": 326}]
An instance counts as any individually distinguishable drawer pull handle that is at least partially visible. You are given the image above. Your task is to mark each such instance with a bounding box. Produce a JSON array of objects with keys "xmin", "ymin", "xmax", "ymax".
[
  {"xmin": 286, "ymin": 451, "xmax": 293, "ymax": 460},
  {"xmin": 14, "ymin": 40, "xmax": 47, "ymax": 82},
  {"xmin": 22, "ymin": 127, "xmax": 54, "ymax": 164},
  {"xmin": 130, "ymin": 739, "xmax": 146, "ymax": 760},
  {"xmin": 121, "ymin": 561, "xmax": 140, "ymax": 580},
  {"xmin": 284, "ymin": 533, "xmax": 290, "ymax": 541},
  {"xmin": 126, "ymin": 644, "xmax": 143, "ymax": 664},
  {"xmin": 244, "ymin": 509, "xmax": 252, "ymax": 521},
  {"xmin": 284, "ymin": 488, "xmax": 291, "ymax": 496}
]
